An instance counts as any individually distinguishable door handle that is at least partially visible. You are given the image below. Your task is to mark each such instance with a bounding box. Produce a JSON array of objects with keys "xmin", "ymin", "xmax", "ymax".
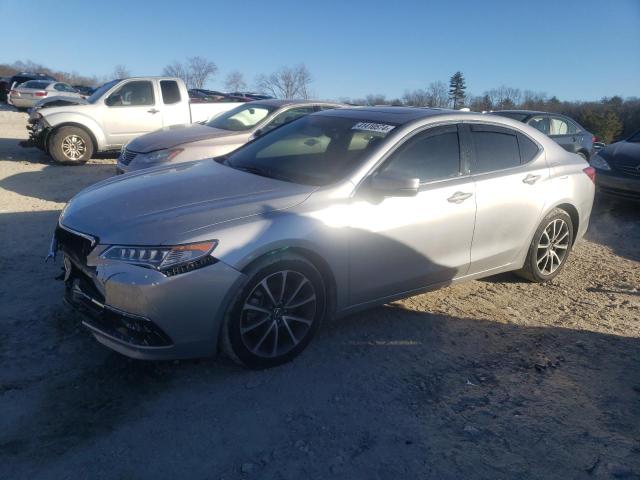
[
  {"xmin": 447, "ymin": 191, "xmax": 473, "ymax": 204},
  {"xmin": 147, "ymin": 108, "xmax": 160, "ymax": 114},
  {"xmin": 522, "ymin": 174, "xmax": 541, "ymax": 185}
]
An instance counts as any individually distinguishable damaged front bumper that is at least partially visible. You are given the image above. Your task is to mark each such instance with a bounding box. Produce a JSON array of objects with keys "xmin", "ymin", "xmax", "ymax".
[{"xmin": 22, "ymin": 115, "xmax": 50, "ymax": 150}]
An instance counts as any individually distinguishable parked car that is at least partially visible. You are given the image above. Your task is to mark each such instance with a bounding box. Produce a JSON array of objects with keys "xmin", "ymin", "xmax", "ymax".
[
  {"xmin": 24, "ymin": 77, "xmax": 242, "ymax": 164},
  {"xmin": 229, "ymin": 91, "xmax": 275, "ymax": 100},
  {"xmin": 117, "ymin": 99, "xmax": 345, "ymax": 173},
  {"xmin": 0, "ymin": 77, "xmax": 9, "ymax": 102},
  {"xmin": 53, "ymin": 107, "xmax": 595, "ymax": 368},
  {"xmin": 8, "ymin": 72, "xmax": 57, "ymax": 91},
  {"xmin": 590, "ymin": 129, "xmax": 640, "ymax": 201},
  {"xmin": 8, "ymin": 80, "xmax": 83, "ymax": 110},
  {"xmin": 490, "ymin": 110, "xmax": 594, "ymax": 160}
]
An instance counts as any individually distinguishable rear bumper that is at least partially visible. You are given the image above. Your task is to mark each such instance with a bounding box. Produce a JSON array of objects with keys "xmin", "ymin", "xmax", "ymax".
[
  {"xmin": 64, "ymin": 254, "xmax": 245, "ymax": 360},
  {"xmin": 596, "ymin": 171, "xmax": 640, "ymax": 201},
  {"xmin": 10, "ymin": 97, "xmax": 36, "ymax": 108}
]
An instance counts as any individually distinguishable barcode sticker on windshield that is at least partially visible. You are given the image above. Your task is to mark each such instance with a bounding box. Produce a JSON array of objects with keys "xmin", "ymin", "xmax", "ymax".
[{"xmin": 352, "ymin": 122, "xmax": 396, "ymax": 134}]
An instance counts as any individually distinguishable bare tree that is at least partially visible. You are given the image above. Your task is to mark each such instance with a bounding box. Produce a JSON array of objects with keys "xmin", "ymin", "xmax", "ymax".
[
  {"xmin": 162, "ymin": 57, "xmax": 217, "ymax": 89},
  {"xmin": 113, "ymin": 64, "xmax": 130, "ymax": 79},
  {"xmin": 224, "ymin": 71, "xmax": 247, "ymax": 92},
  {"xmin": 427, "ymin": 81, "xmax": 449, "ymax": 108},
  {"xmin": 485, "ymin": 86, "xmax": 522, "ymax": 110},
  {"xmin": 402, "ymin": 89, "xmax": 431, "ymax": 106},
  {"xmin": 256, "ymin": 64, "xmax": 312, "ymax": 99},
  {"xmin": 163, "ymin": 61, "xmax": 190, "ymax": 86},
  {"xmin": 187, "ymin": 56, "xmax": 217, "ymax": 89}
]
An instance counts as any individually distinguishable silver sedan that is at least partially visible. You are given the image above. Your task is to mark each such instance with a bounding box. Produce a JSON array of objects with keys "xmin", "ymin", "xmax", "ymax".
[
  {"xmin": 9, "ymin": 80, "xmax": 83, "ymax": 109},
  {"xmin": 54, "ymin": 107, "xmax": 595, "ymax": 368}
]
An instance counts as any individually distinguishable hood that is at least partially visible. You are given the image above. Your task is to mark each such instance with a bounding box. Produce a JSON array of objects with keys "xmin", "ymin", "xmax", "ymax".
[
  {"xmin": 601, "ymin": 140, "xmax": 640, "ymax": 167},
  {"xmin": 126, "ymin": 123, "xmax": 241, "ymax": 153},
  {"xmin": 35, "ymin": 96, "xmax": 88, "ymax": 109},
  {"xmin": 60, "ymin": 160, "xmax": 314, "ymax": 245}
]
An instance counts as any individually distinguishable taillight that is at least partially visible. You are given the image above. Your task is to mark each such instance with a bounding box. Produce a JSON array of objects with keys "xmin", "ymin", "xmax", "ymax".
[
  {"xmin": 583, "ymin": 166, "xmax": 596, "ymax": 184},
  {"xmin": 9, "ymin": 89, "xmax": 18, "ymax": 96},
  {"xmin": 34, "ymin": 91, "xmax": 48, "ymax": 97}
]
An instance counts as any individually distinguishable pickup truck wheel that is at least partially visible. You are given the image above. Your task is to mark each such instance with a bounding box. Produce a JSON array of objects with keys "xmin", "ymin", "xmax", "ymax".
[{"xmin": 50, "ymin": 126, "xmax": 93, "ymax": 164}]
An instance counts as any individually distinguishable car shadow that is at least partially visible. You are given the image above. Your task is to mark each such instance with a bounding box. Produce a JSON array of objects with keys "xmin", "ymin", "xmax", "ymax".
[{"xmin": 0, "ymin": 163, "xmax": 117, "ymax": 203}]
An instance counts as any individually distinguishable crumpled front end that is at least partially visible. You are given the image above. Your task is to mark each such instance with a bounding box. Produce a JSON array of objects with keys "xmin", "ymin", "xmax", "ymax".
[{"xmin": 22, "ymin": 113, "xmax": 51, "ymax": 150}]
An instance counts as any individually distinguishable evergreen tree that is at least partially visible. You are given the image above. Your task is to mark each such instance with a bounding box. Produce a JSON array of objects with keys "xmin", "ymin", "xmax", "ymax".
[{"xmin": 448, "ymin": 71, "xmax": 466, "ymax": 109}]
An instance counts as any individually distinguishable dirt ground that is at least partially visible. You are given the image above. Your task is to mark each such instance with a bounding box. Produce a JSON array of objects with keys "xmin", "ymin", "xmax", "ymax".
[{"xmin": 1, "ymin": 105, "xmax": 639, "ymax": 480}]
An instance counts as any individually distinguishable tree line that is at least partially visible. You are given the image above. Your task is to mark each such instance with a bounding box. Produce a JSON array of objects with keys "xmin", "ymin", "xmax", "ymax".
[{"xmin": 2, "ymin": 60, "xmax": 637, "ymax": 144}]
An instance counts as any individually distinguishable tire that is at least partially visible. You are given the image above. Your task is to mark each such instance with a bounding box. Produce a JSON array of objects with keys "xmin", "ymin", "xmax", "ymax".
[
  {"xmin": 49, "ymin": 126, "xmax": 93, "ymax": 164},
  {"xmin": 222, "ymin": 253, "xmax": 326, "ymax": 369},
  {"xmin": 516, "ymin": 208, "xmax": 574, "ymax": 283}
]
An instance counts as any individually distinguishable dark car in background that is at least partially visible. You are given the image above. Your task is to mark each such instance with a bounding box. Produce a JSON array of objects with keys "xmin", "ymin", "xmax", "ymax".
[
  {"xmin": 490, "ymin": 110, "xmax": 594, "ymax": 160},
  {"xmin": 188, "ymin": 89, "xmax": 250, "ymax": 103},
  {"xmin": 590, "ymin": 130, "xmax": 640, "ymax": 201},
  {"xmin": 229, "ymin": 91, "xmax": 275, "ymax": 100},
  {"xmin": 0, "ymin": 77, "xmax": 9, "ymax": 102},
  {"xmin": 9, "ymin": 72, "xmax": 57, "ymax": 90}
]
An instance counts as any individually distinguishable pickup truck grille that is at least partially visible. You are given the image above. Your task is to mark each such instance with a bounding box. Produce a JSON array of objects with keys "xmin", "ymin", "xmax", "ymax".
[{"xmin": 119, "ymin": 148, "xmax": 138, "ymax": 166}]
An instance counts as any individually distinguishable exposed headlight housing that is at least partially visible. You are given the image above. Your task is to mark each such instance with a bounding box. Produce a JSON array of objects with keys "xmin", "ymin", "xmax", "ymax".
[
  {"xmin": 590, "ymin": 154, "xmax": 611, "ymax": 171},
  {"xmin": 134, "ymin": 148, "xmax": 184, "ymax": 165},
  {"xmin": 101, "ymin": 240, "xmax": 218, "ymax": 276}
]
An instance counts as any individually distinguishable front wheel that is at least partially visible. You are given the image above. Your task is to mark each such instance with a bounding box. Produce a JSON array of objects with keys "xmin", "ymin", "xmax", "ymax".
[
  {"xmin": 222, "ymin": 254, "xmax": 326, "ymax": 369},
  {"xmin": 49, "ymin": 126, "xmax": 93, "ymax": 164},
  {"xmin": 516, "ymin": 208, "xmax": 574, "ymax": 283}
]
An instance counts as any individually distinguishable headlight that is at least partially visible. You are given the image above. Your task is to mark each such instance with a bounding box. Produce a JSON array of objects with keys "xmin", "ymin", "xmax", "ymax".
[
  {"xmin": 590, "ymin": 154, "xmax": 611, "ymax": 171},
  {"xmin": 101, "ymin": 240, "xmax": 218, "ymax": 276},
  {"xmin": 134, "ymin": 148, "xmax": 184, "ymax": 165}
]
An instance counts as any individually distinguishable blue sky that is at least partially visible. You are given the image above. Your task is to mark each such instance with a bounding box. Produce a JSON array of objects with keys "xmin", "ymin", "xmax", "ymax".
[{"xmin": 1, "ymin": 0, "xmax": 638, "ymax": 101}]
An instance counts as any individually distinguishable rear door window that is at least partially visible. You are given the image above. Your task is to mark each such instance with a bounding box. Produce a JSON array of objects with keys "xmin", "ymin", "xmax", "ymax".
[
  {"xmin": 550, "ymin": 116, "xmax": 579, "ymax": 135},
  {"xmin": 527, "ymin": 116, "xmax": 550, "ymax": 135},
  {"xmin": 470, "ymin": 124, "xmax": 521, "ymax": 173},
  {"xmin": 160, "ymin": 80, "xmax": 181, "ymax": 104}
]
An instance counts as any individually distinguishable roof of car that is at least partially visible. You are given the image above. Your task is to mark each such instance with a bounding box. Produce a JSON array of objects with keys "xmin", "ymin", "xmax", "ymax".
[
  {"xmin": 317, "ymin": 106, "xmax": 462, "ymax": 124},
  {"xmin": 492, "ymin": 109, "xmax": 548, "ymax": 115},
  {"xmin": 249, "ymin": 99, "xmax": 344, "ymax": 108}
]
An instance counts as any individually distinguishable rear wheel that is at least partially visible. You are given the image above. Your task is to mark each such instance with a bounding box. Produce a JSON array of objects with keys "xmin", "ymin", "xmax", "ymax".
[
  {"xmin": 49, "ymin": 126, "xmax": 93, "ymax": 164},
  {"xmin": 516, "ymin": 208, "xmax": 574, "ymax": 283},
  {"xmin": 222, "ymin": 254, "xmax": 326, "ymax": 369}
]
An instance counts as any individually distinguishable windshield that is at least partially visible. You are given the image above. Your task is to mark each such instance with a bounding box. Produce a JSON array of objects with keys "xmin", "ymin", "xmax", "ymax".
[
  {"xmin": 628, "ymin": 130, "xmax": 640, "ymax": 143},
  {"xmin": 87, "ymin": 79, "xmax": 119, "ymax": 104},
  {"xmin": 21, "ymin": 80, "xmax": 52, "ymax": 90},
  {"xmin": 206, "ymin": 103, "xmax": 276, "ymax": 131},
  {"xmin": 226, "ymin": 115, "xmax": 398, "ymax": 186}
]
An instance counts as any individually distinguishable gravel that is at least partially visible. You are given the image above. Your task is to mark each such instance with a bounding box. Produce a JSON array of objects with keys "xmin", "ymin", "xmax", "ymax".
[{"xmin": 1, "ymin": 105, "xmax": 639, "ymax": 479}]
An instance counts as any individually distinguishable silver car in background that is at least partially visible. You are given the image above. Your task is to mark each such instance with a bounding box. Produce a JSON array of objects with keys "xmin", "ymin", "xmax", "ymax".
[
  {"xmin": 55, "ymin": 107, "xmax": 595, "ymax": 368},
  {"xmin": 9, "ymin": 80, "xmax": 83, "ymax": 109},
  {"xmin": 117, "ymin": 99, "xmax": 344, "ymax": 173}
]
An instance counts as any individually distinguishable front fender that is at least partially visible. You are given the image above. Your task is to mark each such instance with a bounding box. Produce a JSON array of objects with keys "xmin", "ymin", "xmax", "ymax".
[{"xmin": 42, "ymin": 111, "xmax": 106, "ymax": 150}]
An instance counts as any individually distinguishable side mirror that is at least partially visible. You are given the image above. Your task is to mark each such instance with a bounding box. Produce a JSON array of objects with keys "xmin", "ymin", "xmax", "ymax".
[{"xmin": 369, "ymin": 172, "xmax": 420, "ymax": 197}]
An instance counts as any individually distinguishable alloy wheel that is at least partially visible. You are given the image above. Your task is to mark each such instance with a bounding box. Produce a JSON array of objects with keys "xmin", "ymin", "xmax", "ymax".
[
  {"xmin": 61, "ymin": 135, "xmax": 86, "ymax": 160},
  {"xmin": 240, "ymin": 270, "xmax": 317, "ymax": 358},
  {"xmin": 536, "ymin": 218, "xmax": 570, "ymax": 275}
]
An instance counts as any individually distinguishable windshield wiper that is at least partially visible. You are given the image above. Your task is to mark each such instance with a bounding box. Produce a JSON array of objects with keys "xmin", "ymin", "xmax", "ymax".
[{"xmin": 233, "ymin": 165, "xmax": 295, "ymax": 183}]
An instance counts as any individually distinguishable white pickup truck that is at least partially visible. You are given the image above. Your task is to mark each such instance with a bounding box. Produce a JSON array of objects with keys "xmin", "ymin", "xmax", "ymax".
[{"xmin": 24, "ymin": 77, "xmax": 242, "ymax": 164}]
